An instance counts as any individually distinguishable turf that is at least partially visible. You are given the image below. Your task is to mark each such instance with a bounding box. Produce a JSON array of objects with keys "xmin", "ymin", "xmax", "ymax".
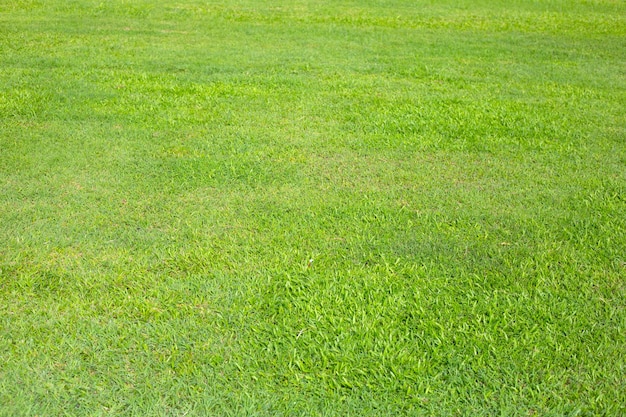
[{"xmin": 1, "ymin": 0, "xmax": 625, "ymax": 415}]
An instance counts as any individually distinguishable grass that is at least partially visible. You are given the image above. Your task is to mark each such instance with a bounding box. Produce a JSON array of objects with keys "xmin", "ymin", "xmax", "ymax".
[{"xmin": 1, "ymin": 0, "xmax": 625, "ymax": 415}]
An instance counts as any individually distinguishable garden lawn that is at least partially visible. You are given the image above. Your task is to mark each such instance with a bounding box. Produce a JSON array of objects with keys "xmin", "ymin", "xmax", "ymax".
[{"xmin": 1, "ymin": 0, "xmax": 625, "ymax": 415}]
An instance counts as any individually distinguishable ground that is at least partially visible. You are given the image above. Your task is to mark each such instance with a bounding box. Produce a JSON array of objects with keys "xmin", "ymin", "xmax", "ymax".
[{"xmin": 0, "ymin": 0, "xmax": 625, "ymax": 415}]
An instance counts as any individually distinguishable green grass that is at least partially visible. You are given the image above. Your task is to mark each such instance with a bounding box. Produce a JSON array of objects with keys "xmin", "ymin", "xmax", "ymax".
[{"xmin": 1, "ymin": 0, "xmax": 625, "ymax": 415}]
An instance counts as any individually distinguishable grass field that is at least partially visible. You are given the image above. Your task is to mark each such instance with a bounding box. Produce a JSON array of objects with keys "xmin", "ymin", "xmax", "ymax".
[{"xmin": 1, "ymin": 0, "xmax": 625, "ymax": 415}]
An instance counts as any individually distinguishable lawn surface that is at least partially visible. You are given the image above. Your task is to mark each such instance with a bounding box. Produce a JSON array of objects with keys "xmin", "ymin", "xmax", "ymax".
[{"xmin": 1, "ymin": 0, "xmax": 625, "ymax": 415}]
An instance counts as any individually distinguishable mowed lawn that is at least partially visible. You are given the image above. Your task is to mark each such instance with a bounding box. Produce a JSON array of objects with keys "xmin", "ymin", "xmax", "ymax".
[{"xmin": 1, "ymin": 0, "xmax": 625, "ymax": 415}]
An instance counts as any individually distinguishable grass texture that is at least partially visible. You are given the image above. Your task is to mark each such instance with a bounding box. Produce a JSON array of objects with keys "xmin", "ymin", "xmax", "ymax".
[{"xmin": 1, "ymin": 0, "xmax": 625, "ymax": 415}]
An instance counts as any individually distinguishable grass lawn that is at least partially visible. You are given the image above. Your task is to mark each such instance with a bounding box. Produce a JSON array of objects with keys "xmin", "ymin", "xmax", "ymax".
[{"xmin": 1, "ymin": 0, "xmax": 625, "ymax": 415}]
